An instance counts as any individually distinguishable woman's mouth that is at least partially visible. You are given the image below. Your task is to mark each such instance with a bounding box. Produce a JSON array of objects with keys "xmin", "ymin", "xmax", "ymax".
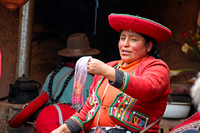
[{"xmin": 121, "ymin": 50, "xmax": 131, "ymax": 55}]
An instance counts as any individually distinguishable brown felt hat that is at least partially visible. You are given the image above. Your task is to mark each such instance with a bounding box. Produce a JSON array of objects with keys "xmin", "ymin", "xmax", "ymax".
[{"xmin": 58, "ymin": 33, "xmax": 100, "ymax": 57}]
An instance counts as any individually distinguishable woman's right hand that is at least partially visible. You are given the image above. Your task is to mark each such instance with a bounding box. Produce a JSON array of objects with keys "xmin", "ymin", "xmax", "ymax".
[
  {"xmin": 88, "ymin": 58, "xmax": 115, "ymax": 82},
  {"xmin": 51, "ymin": 124, "xmax": 71, "ymax": 133}
]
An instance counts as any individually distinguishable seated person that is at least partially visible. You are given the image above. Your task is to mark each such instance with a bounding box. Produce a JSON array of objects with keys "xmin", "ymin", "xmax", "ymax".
[{"xmin": 36, "ymin": 33, "xmax": 100, "ymax": 133}]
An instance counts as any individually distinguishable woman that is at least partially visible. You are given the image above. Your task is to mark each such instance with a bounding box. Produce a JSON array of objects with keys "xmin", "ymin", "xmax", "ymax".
[{"xmin": 51, "ymin": 13, "xmax": 171, "ymax": 133}]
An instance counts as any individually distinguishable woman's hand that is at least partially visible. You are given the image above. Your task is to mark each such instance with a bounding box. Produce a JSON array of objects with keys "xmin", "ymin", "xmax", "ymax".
[
  {"xmin": 51, "ymin": 124, "xmax": 71, "ymax": 133},
  {"xmin": 87, "ymin": 58, "xmax": 115, "ymax": 82}
]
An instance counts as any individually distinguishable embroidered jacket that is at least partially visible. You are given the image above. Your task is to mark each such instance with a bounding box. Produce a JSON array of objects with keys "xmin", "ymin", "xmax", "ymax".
[{"xmin": 65, "ymin": 56, "xmax": 170, "ymax": 133}]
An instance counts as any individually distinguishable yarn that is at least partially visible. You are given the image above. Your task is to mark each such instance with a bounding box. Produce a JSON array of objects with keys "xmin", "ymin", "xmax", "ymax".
[{"xmin": 72, "ymin": 56, "xmax": 92, "ymax": 112}]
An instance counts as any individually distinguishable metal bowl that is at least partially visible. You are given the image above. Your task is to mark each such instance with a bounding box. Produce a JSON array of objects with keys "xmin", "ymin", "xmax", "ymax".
[{"xmin": 163, "ymin": 102, "xmax": 191, "ymax": 119}]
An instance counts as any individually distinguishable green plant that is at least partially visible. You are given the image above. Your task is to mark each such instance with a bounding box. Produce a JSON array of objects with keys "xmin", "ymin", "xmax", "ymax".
[{"xmin": 170, "ymin": 69, "xmax": 198, "ymax": 78}]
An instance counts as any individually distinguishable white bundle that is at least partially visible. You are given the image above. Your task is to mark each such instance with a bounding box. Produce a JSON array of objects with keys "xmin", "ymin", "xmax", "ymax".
[{"xmin": 191, "ymin": 72, "xmax": 200, "ymax": 111}]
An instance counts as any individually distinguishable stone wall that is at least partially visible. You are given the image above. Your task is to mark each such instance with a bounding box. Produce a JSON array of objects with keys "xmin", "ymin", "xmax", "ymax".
[{"xmin": 0, "ymin": 101, "xmax": 34, "ymax": 133}]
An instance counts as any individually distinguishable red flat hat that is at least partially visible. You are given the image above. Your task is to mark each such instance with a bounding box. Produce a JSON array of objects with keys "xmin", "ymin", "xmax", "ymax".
[
  {"xmin": 108, "ymin": 13, "xmax": 171, "ymax": 43},
  {"xmin": 8, "ymin": 92, "xmax": 49, "ymax": 128}
]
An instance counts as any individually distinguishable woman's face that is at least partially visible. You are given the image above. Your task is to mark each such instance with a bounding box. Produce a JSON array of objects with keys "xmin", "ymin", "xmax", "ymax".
[{"xmin": 118, "ymin": 30, "xmax": 152, "ymax": 65}]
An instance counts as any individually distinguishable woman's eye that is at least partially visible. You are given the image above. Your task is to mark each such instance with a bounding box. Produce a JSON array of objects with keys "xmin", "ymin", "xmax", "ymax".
[
  {"xmin": 120, "ymin": 37, "xmax": 125, "ymax": 40},
  {"xmin": 131, "ymin": 38, "xmax": 136, "ymax": 41}
]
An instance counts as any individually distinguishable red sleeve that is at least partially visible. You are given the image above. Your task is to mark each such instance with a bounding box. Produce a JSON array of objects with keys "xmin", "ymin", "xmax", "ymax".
[{"xmin": 122, "ymin": 58, "xmax": 170, "ymax": 101}]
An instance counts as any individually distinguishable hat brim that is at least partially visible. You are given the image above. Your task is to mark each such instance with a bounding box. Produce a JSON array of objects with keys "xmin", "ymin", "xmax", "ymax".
[
  {"xmin": 8, "ymin": 92, "xmax": 49, "ymax": 128},
  {"xmin": 108, "ymin": 13, "xmax": 171, "ymax": 43},
  {"xmin": 58, "ymin": 48, "xmax": 100, "ymax": 57}
]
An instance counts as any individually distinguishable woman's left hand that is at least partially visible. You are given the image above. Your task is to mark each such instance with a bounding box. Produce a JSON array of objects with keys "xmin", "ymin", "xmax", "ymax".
[
  {"xmin": 87, "ymin": 58, "xmax": 115, "ymax": 81},
  {"xmin": 51, "ymin": 124, "xmax": 71, "ymax": 133}
]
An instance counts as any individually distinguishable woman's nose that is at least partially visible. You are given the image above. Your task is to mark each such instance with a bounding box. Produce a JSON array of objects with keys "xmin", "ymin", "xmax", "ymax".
[{"xmin": 123, "ymin": 39, "xmax": 129, "ymax": 46}]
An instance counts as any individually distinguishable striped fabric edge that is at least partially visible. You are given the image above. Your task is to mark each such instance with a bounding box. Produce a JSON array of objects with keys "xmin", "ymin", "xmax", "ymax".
[
  {"xmin": 119, "ymin": 72, "xmax": 129, "ymax": 91},
  {"xmin": 71, "ymin": 116, "xmax": 83, "ymax": 129}
]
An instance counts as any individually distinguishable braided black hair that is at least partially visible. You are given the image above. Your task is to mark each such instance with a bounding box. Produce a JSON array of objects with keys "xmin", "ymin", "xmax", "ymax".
[
  {"xmin": 140, "ymin": 33, "xmax": 161, "ymax": 59},
  {"xmin": 54, "ymin": 69, "xmax": 75, "ymax": 103},
  {"xmin": 48, "ymin": 62, "xmax": 65, "ymax": 103},
  {"xmin": 47, "ymin": 59, "xmax": 75, "ymax": 104}
]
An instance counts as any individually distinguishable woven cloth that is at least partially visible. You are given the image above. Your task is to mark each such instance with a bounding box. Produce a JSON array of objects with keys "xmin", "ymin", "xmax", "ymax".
[{"xmin": 170, "ymin": 112, "xmax": 200, "ymax": 133}]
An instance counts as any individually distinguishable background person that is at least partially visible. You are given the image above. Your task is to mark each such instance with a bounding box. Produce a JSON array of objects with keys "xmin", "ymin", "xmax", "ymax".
[{"xmin": 36, "ymin": 33, "xmax": 100, "ymax": 133}]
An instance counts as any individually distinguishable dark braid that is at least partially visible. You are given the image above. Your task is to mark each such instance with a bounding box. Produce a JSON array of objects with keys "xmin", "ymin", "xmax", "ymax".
[
  {"xmin": 149, "ymin": 41, "xmax": 161, "ymax": 59},
  {"xmin": 54, "ymin": 69, "xmax": 75, "ymax": 103},
  {"xmin": 48, "ymin": 61, "xmax": 65, "ymax": 104},
  {"xmin": 140, "ymin": 33, "xmax": 161, "ymax": 59}
]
